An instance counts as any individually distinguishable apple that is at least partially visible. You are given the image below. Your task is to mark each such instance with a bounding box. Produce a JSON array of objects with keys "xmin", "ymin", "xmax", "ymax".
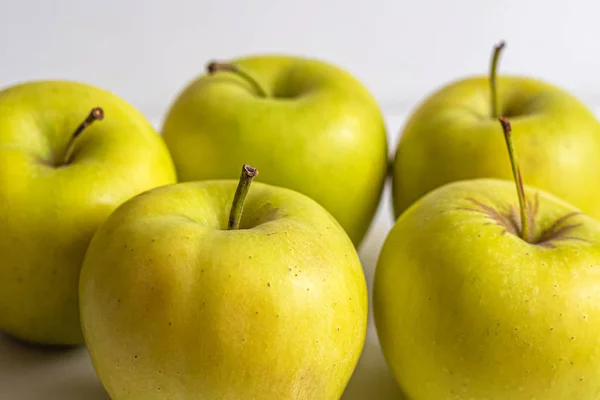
[
  {"xmin": 0, "ymin": 80, "xmax": 177, "ymax": 346},
  {"xmin": 79, "ymin": 164, "xmax": 368, "ymax": 399},
  {"xmin": 160, "ymin": 55, "xmax": 388, "ymax": 246},
  {"xmin": 374, "ymin": 117, "xmax": 600, "ymax": 399},
  {"xmin": 392, "ymin": 41, "xmax": 600, "ymax": 219}
]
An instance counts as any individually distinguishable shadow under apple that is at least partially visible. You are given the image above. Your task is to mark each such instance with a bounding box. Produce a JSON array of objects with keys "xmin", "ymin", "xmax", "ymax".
[
  {"xmin": 341, "ymin": 337, "xmax": 405, "ymax": 400},
  {"xmin": 0, "ymin": 332, "xmax": 109, "ymax": 400}
]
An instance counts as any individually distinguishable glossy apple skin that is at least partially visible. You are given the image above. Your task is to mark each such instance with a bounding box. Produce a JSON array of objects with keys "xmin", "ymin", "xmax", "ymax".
[
  {"xmin": 161, "ymin": 55, "xmax": 388, "ymax": 246},
  {"xmin": 393, "ymin": 76, "xmax": 600, "ymax": 218},
  {"xmin": 80, "ymin": 180, "xmax": 368, "ymax": 400},
  {"xmin": 0, "ymin": 81, "xmax": 177, "ymax": 346},
  {"xmin": 375, "ymin": 178, "xmax": 600, "ymax": 399}
]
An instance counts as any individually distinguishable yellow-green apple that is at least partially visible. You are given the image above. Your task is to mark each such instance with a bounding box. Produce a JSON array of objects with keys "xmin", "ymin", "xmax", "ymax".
[
  {"xmin": 160, "ymin": 55, "xmax": 388, "ymax": 246},
  {"xmin": 375, "ymin": 117, "xmax": 600, "ymax": 399},
  {"xmin": 392, "ymin": 41, "xmax": 600, "ymax": 219},
  {"xmin": 79, "ymin": 164, "xmax": 368, "ymax": 399},
  {"xmin": 0, "ymin": 81, "xmax": 177, "ymax": 346}
]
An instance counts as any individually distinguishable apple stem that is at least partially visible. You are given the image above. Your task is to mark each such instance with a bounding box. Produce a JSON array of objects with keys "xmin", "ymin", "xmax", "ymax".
[
  {"xmin": 63, "ymin": 107, "xmax": 104, "ymax": 164},
  {"xmin": 490, "ymin": 41, "xmax": 506, "ymax": 118},
  {"xmin": 228, "ymin": 164, "xmax": 259, "ymax": 230},
  {"xmin": 207, "ymin": 61, "xmax": 268, "ymax": 97},
  {"xmin": 498, "ymin": 117, "xmax": 530, "ymax": 242}
]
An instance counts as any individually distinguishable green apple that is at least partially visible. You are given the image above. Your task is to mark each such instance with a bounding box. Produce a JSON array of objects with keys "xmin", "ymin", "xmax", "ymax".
[
  {"xmin": 392, "ymin": 41, "xmax": 600, "ymax": 219},
  {"xmin": 79, "ymin": 165, "xmax": 368, "ymax": 399},
  {"xmin": 375, "ymin": 117, "xmax": 600, "ymax": 399},
  {"xmin": 0, "ymin": 81, "xmax": 177, "ymax": 346},
  {"xmin": 160, "ymin": 55, "xmax": 388, "ymax": 246}
]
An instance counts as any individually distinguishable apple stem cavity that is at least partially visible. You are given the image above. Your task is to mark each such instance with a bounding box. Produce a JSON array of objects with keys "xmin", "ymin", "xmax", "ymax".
[
  {"xmin": 207, "ymin": 61, "xmax": 269, "ymax": 97},
  {"xmin": 490, "ymin": 41, "xmax": 506, "ymax": 118},
  {"xmin": 499, "ymin": 117, "xmax": 531, "ymax": 242},
  {"xmin": 63, "ymin": 107, "xmax": 105, "ymax": 164},
  {"xmin": 228, "ymin": 164, "xmax": 259, "ymax": 230}
]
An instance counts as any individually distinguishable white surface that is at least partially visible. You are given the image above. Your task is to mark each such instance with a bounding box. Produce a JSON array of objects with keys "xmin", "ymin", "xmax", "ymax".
[
  {"xmin": 3, "ymin": 0, "xmax": 600, "ymax": 117},
  {"xmin": 0, "ymin": 115, "xmax": 407, "ymax": 399}
]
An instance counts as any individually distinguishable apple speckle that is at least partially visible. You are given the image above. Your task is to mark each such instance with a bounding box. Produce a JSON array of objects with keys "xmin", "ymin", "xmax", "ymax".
[
  {"xmin": 168, "ymin": 322, "xmax": 172, "ymax": 327},
  {"xmin": 267, "ymin": 282, "xmax": 271, "ymax": 287},
  {"xmin": 134, "ymin": 355, "xmax": 138, "ymax": 359}
]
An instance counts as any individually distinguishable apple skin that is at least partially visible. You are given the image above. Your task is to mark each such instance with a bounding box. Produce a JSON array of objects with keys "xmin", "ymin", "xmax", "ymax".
[
  {"xmin": 374, "ymin": 178, "xmax": 600, "ymax": 399},
  {"xmin": 79, "ymin": 180, "xmax": 368, "ymax": 400},
  {"xmin": 392, "ymin": 76, "xmax": 600, "ymax": 219},
  {"xmin": 0, "ymin": 81, "xmax": 177, "ymax": 346},
  {"xmin": 161, "ymin": 55, "xmax": 388, "ymax": 246}
]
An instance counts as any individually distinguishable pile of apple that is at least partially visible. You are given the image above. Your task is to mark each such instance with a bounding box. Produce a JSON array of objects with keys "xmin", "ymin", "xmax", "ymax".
[{"xmin": 1, "ymin": 42, "xmax": 600, "ymax": 400}]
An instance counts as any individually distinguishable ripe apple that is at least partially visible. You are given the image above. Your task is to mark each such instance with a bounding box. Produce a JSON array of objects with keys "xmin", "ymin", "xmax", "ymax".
[
  {"xmin": 392, "ymin": 41, "xmax": 600, "ymax": 219},
  {"xmin": 79, "ymin": 165, "xmax": 368, "ymax": 399},
  {"xmin": 160, "ymin": 55, "xmax": 388, "ymax": 246},
  {"xmin": 0, "ymin": 81, "xmax": 177, "ymax": 346},
  {"xmin": 375, "ymin": 117, "xmax": 600, "ymax": 399}
]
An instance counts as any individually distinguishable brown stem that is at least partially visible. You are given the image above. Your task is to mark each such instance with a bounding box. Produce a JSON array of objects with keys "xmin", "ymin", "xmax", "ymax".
[
  {"xmin": 63, "ymin": 107, "xmax": 104, "ymax": 164},
  {"xmin": 207, "ymin": 61, "xmax": 268, "ymax": 97},
  {"xmin": 499, "ymin": 117, "xmax": 530, "ymax": 242},
  {"xmin": 490, "ymin": 41, "xmax": 506, "ymax": 118},
  {"xmin": 228, "ymin": 164, "xmax": 259, "ymax": 230}
]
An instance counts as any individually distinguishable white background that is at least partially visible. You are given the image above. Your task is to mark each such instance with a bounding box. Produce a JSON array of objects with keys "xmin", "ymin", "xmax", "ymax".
[
  {"xmin": 1, "ymin": 1, "xmax": 599, "ymax": 398},
  {"xmin": 2, "ymin": 0, "xmax": 600, "ymax": 121}
]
